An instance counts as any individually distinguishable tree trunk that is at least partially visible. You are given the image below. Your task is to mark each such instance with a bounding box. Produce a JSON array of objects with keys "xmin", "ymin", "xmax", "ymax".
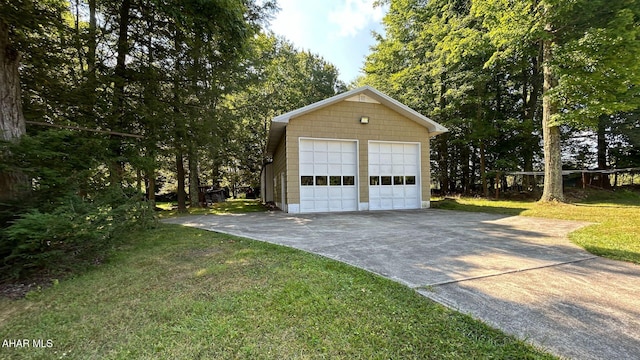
[
  {"xmin": 438, "ymin": 136, "xmax": 450, "ymax": 193},
  {"xmin": 523, "ymin": 45, "xmax": 542, "ymax": 190},
  {"xmin": 188, "ymin": 149, "xmax": 200, "ymax": 208},
  {"xmin": 176, "ymin": 151, "xmax": 187, "ymax": 212},
  {"xmin": 480, "ymin": 142, "xmax": 488, "ymax": 197},
  {"xmin": 461, "ymin": 145, "xmax": 470, "ymax": 195},
  {"xmin": 0, "ymin": 20, "xmax": 25, "ymax": 142},
  {"xmin": 437, "ymin": 78, "xmax": 449, "ymax": 194},
  {"xmin": 86, "ymin": 0, "xmax": 97, "ymax": 108},
  {"xmin": 540, "ymin": 25, "xmax": 564, "ymax": 202},
  {"xmin": 0, "ymin": 19, "xmax": 28, "ymax": 201},
  {"xmin": 147, "ymin": 170, "xmax": 156, "ymax": 207},
  {"xmin": 109, "ymin": 0, "xmax": 132, "ymax": 189},
  {"xmin": 597, "ymin": 115, "xmax": 610, "ymax": 188}
]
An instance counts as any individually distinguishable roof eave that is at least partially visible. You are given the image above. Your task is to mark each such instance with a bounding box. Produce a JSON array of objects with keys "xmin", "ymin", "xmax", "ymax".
[{"xmin": 265, "ymin": 85, "xmax": 449, "ymax": 155}]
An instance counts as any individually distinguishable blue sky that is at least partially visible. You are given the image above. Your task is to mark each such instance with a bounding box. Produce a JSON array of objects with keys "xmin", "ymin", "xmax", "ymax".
[{"xmin": 268, "ymin": 0, "xmax": 388, "ymax": 84}]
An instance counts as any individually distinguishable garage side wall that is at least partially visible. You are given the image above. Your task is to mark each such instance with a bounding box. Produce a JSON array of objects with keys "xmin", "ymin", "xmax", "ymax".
[
  {"xmin": 285, "ymin": 100, "xmax": 431, "ymax": 210},
  {"xmin": 272, "ymin": 132, "xmax": 287, "ymax": 210}
]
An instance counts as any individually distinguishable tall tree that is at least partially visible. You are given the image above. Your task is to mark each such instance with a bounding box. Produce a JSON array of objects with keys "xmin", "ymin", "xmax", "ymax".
[
  {"xmin": 228, "ymin": 34, "xmax": 344, "ymax": 190},
  {"xmin": 364, "ymin": 0, "xmax": 530, "ymax": 194},
  {"xmin": 0, "ymin": 18, "xmax": 24, "ymax": 142},
  {"xmin": 0, "ymin": 0, "xmax": 67, "ymax": 200},
  {"xmin": 473, "ymin": 0, "xmax": 640, "ymax": 201}
]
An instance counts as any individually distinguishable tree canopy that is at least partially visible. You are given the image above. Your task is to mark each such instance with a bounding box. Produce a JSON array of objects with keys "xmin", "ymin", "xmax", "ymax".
[
  {"xmin": 363, "ymin": 0, "xmax": 640, "ymax": 199},
  {"xmin": 0, "ymin": 0, "xmax": 345, "ymax": 279}
]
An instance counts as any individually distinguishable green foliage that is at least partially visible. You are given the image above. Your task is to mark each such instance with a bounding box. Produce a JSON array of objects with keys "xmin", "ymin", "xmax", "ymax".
[
  {"xmin": 3, "ymin": 130, "xmax": 106, "ymax": 207},
  {"xmin": 224, "ymin": 33, "xmax": 345, "ymax": 189},
  {"xmin": 473, "ymin": 0, "xmax": 640, "ymax": 127},
  {"xmin": 1, "ymin": 192, "xmax": 155, "ymax": 281},
  {"xmin": 0, "ymin": 0, "xmax": 281, "ymax": 278},
  {"xmin": 365, "ymin": 0, "xmax": 640, "ymax": 195},
  {"xmin": 0, "ymin": 130, "xmax": 155, "ymax": 281},
  {"xmin": 364, "ymin": 0, "xmax": 542, "ymax": 193}
]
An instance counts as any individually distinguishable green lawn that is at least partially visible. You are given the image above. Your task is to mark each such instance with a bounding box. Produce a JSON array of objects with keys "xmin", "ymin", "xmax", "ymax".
[
  {"xmin": 432, "ymin": 189, "xmax": 640, "ymax": 264},
  {"xmin": 0, "ymin": 225, "xmax": 554, "ymax": 359},
  {"xmin": 156, "ymin": 198, "xmax": 266, "ymax": 218}
]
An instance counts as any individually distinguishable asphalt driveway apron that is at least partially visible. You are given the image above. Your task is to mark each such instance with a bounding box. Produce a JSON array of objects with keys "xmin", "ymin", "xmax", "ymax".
[{"xmin": 164, "ymin": 209, "xmax": 640, "ymax": 360}]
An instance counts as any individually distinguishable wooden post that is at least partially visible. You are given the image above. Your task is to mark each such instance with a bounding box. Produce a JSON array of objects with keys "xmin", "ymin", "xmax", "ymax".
[{"xmin": 495, "ymin": 172, "xmax": 500, "ymax": 199}]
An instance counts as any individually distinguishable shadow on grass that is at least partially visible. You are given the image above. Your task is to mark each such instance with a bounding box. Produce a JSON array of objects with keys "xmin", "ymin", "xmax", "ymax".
[
  {"xmin": 158, "ymin": 199, "xmax": 267, "ymax": 218},
  {"xmin": 431, "ymin": 198, "xmax": 528, "ymax": 216},
  {"xmin": 580, "ymin": 245, "xmax": 640, "ymax": 264},
  {"xmin": 571, "ymin": 189, "xmax": 640, "ymax": 207}
]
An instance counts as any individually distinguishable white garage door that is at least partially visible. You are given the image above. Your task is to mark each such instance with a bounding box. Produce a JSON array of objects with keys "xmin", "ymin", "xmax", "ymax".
[
  {"xmin": 369, "ymin": 141, "xmax": 420, "ymax": 210},
  {"xmin": 299, "ymin": 139, "xmax": 358, "ymax": 213}
]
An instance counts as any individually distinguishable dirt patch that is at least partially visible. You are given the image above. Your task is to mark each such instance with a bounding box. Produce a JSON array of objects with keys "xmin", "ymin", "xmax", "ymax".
[
  {"xmin": 0, "ymin": 274, "xmax": 61, "ymax": 300},
  {"xmin": 0, "ymin": 281, "xmax": 52, "ymax": 300}
]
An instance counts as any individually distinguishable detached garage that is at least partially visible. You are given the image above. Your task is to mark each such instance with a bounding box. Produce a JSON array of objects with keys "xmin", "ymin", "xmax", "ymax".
[{"xmin": 261, "ymin": 86, "xmax": 447, "ymax": 213}]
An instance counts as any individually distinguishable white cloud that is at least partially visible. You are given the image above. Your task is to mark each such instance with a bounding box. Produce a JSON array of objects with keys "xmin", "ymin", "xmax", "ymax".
[
  {"xmin": 269, "ymin": 0, "xmax": 309, "ymax": 45},
  {"xmin": 328, "ymin": 0, "xmax": 385, "ymax": 38},
  {"xmin": 267, "ymin": 1, "xmax": 388, "ymax": 82}
]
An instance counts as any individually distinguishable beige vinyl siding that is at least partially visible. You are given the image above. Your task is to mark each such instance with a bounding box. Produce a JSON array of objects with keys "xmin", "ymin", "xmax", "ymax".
[
  {"xmin": 284, "ymin": 100, "xmax": 431, "ymax": 206},
  {"xmin": 272, "ymin": 131, "xmax": 287, "ymax": 206}
]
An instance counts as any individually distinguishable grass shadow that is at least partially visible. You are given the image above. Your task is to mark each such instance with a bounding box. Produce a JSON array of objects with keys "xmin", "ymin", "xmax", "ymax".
[
  {"xmin": 431, "ymin": 198, "xmax": 529, "ymax": 216},
  {"xmin": 157, "ymin": 199, "xmax": 267, "ymax": 218}
]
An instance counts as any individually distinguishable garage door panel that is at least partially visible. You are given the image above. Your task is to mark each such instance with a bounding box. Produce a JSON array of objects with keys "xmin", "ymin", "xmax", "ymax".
[
  {"xmin": 327, "ymin": 141, "xmax": 342, "ymax": 152},
  {"xmin": 380, "ymin": 186, "xmax": 393, "ymax": 196},
  {"xmin": 300, "ymin": 187, "xmax": 314, "ymax": 199},
  {"xmin": 404, "ymin": 144, "xmax": 418, "ymax": 154},
  {"xmin": 315, "ymin": 200, "xmax": 329, "ymax": 211},
  {"xmin": 328, "ymin": 163, "xmax": 342, "ymax": 174},
  {"xmin": 328, "ymin": 152, "xmax": 342, "ymax": 164},
  {"xmin": 329, "ymin": 199, "xmax": 342, "ymax": 209},
  {"xmin": 342, "ymin": 187, "xmax": 356, "ymax": 198},
  {"xmin": 404, "ymin": 154, "xmax": 415, "ymax": 163},
  {"xmin": 301, "ymin": 150, "xmax": 314, "ymax": 162},
  {"xmin": 369, "ymin": 150, "xmax": 379, "ymax": 161},
  {"xmin": 300, "ymin": 141, "xmax": 313, "ymax": 151},
  {"xmin": 381, "ymin": 198, "xmax": 393, "ymax": 209},
  {"xmin": 315, "ymin": 152, "xmax": 328, "ymax": 163},
  {"xmin": 300, "ymin": 139, "xmax": 358, "ymax": 213},
  {"xmin": 369, "ymin": 141, "xmax": 421, "ymax": 211},
  {"xmin": 342, "ymin": 152, "xmax": 356, "ymax": 164},
  {"xmin": 341, "ymin": 164, "xmax": 355, "ymax": 175},
  {"xmin": 314, "ymin": 141, "xmax": 328, "ymax": 151},
  {"xmin": 314, "ymin": 164, "xmax": 328, "ymax": 174},
  {"xmin": 328, "ymin": 187, "xmax": 343, "ymax": 197},
  {"xmin": 381, "ymin": 164, "xmax": 392, "ymax": 174},
  {"xmin": 405, "ymin": 165, "xmax": 418, "ymax": 174},
  {"xmin": 314, "ymin": 187, "xmax": 328, "ymax": 197},
  {"xmin": 405, "ymin": 186, "xmax": 418, "ymax": 197},
  {"xmin": 300, "ymin": 163, "xmax": 314, "ymax": 174}
]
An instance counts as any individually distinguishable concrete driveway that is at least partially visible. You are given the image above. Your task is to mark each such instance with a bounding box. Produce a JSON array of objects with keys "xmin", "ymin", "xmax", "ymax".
[{"xmin": 164, "ymin": 209, "xmax": 640, "ymax": 360}]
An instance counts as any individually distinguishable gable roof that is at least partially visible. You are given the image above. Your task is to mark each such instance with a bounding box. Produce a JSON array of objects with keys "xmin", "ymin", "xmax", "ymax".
[{"xmin": 265, "ymin": 85, "xmax": 448, "ymax": 155}]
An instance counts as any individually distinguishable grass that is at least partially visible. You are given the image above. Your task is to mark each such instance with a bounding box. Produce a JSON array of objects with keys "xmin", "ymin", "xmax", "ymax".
[
  {"xmin": 432, "ymin": 189, "xmax": 640, "ymax": 264},
  {"xmin": 156, "ymin": 198, "xmax": 266, "ymax": 218},
  {"xmin": 0, "ymin": 225, "xmax": 555, "ymax": 359}
]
